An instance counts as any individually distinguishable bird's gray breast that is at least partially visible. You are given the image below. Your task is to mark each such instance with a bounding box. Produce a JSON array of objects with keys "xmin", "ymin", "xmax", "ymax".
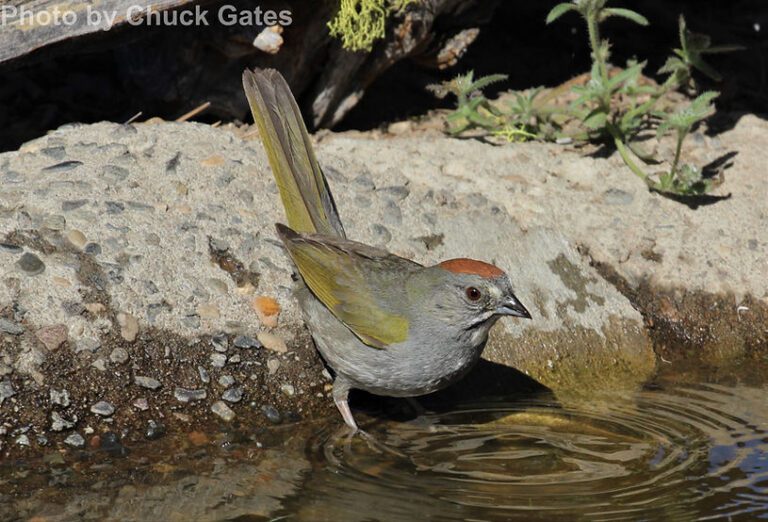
[{"xmin": 296, "ymin": 285, "xmax": 486, "ymax": 397}]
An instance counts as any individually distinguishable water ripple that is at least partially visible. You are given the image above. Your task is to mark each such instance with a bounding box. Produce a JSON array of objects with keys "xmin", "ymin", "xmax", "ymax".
[{"xmin": 301, "ymin": 384, "xmax": 768, "ymax": 521}]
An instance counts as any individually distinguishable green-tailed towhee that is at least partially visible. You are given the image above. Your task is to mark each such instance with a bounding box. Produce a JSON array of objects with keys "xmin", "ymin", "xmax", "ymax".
[{"xmin": 243, "ymin": 68, "xmax": 531, "ymax": 430}]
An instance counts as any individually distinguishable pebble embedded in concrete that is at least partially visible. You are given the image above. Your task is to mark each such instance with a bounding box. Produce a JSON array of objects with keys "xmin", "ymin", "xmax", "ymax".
[
  {"xmin": 110, "ymin": 347, "xmax": 129, "ymax": 364},
  {"xmin": 17, "ymin": 252, "xmax": 45, "ymax": 276},
  {"xmin": 222, "ymin": 387, "xmax": 243, "ymax": 403},
  {"xmin": 210, "ymin": 353, "xmax": 227, "ymax": 368},
  {"xmin": 0, "ymin": 318, "xmax": 24, "ymax": 335},
  {"xmin": 134, "ymin": 375, "xmax": 162, "ymax": 390},
  {"xmin": 51, "ymin": 411, "xmax": 76, "ymax": 432},
  {"xmin": 218, "ymin": 375, "xmax": 235, "ymax": 387},
  {"xmin": 64, "ymin": 433, "xmax": 85, "ymax": 448},
  {"xmin": 174, "ymin": 388, "xmax": 207, "ymax": 403},
  {"xmin": 211, "ymin": 401, "xmax": 235, "ymax": 422},
  {"xmin": 91, "ymin": 401, "xmax": 115, "ymax": 416},
  {"xmin": 49, "ymin": 388, "xmax": 70, "ymax": 407}
]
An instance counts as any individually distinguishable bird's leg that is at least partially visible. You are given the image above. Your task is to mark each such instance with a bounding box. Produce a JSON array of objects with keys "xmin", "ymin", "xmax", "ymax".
[{"xmin": 332, "ymin": 377, "xmax": 358, "ymax": 431}]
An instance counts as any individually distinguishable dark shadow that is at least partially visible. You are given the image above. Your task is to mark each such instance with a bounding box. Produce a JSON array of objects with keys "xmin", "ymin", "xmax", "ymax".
[
  {"xmin": 648, "ymin": 150, "xmax": 737, "ymax": 208},
  {"xmin": 348, "ymin": 359, "xmax": 552, "ymax": 423},
  {"xmin": 651, "ymin": 189, "xmax": 732, "ymax": 209},
  {"xmin": 702, "ymin": 150, "xmax": 738, "ymax": 178}
]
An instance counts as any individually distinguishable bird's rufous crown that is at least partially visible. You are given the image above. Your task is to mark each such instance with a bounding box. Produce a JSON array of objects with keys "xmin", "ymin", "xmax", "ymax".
[{"xmin": 438, "ymin": 258, "xmax": 504, "ymax": 278}]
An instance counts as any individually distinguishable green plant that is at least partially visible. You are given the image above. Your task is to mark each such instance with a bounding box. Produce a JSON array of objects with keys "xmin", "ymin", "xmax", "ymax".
[
  {"xmin": 617, "ymin": 91, "xmax": 722, "ymax": 196},
  {"xmin": 659, "ymin": 15, "xmax": 745, "ymax": 91},
  {"xmin": 504, "ymin": 88, "xmax": 563, "ymax": 141},
  {"xmin": 328, "ymin": 0, "xmax": 417, "ymax": 52},
  {"xmin": 428, "ymin": 71, "xmax": 508, "ymax": 135},
  {"xmin": 547, "ymin": 1, "xmax": 651, "ymax": 142},
  {"xmin": 429, "ymin": 75, "xmax": 561, "ymax": 141},
  {"xmin": 544, "ymin": 1, "xmax": 730, "ymax": 198},
  {"xmin": 432, "ymin": 1, "xmax": 738, "ymax": 200}
]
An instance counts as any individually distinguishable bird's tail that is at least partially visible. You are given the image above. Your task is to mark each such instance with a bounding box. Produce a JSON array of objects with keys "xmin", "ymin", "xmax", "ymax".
[{"xmin": 242, "ymin": 68, "xmax": 345, "ymax": 238}]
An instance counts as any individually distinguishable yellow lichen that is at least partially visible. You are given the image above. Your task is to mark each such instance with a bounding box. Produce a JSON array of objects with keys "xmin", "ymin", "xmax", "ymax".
[{"xmin": 328, "ymin": 0, "xmax": 417, "ymax": 52}]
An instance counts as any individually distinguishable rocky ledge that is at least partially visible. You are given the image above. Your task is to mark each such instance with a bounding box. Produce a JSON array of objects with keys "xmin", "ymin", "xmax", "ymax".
[{"xmin": 0, "ymin": 114, "xmax": 765, "ymax": 457}]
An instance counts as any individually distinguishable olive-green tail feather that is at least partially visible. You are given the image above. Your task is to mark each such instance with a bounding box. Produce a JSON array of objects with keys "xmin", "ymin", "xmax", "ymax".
[{"xmin": 242, "ymin": 68, "xmax": 345, "ymax": 238}]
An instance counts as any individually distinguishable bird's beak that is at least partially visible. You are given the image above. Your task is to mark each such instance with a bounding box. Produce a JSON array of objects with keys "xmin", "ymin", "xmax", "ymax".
[{"xmin": 496, "ymin": 295, "xmax": 532, "ymax": 319}]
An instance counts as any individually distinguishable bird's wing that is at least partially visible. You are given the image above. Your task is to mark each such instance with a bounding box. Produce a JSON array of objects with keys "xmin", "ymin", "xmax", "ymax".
[{"xmin": 277, "ymin": 224, "xmax": 420, "ymax": 349}]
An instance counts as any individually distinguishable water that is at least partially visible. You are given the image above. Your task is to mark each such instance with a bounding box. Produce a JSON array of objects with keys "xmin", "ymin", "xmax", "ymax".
[{"xmin": 2, "ymin": 383, "xmax": 767, "ymax": 521}]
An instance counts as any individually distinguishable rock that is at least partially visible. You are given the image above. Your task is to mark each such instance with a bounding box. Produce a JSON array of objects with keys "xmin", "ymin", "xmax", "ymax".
[
  {"xmin": 0, "ymin": 318, "xmax": 24, "ymax": 335},
  {"xmin": 603, "ymin": 188, "xmax": 634, "ymax": 205},
  {"xmin": 49, "ymin": 388, "xmax": 70, "ymax": 407},
  {"xmin": 222, "ymin": 387, "xmax": 243, "ymax": 403},
  {"xmin": 174, "ymin": 387, "xmax": 207, "ymax": 403},
  {"xmin": 64, "ymin": 433, "xmax": 85, "ymax": 448},
  {"xmin": 370, "ymin": 223, "xmax": 392, "ymax": 245},
  {"xmin": 0, "ymin": 116, "xmax": 765, "ymax": 446},
  {"xmin": 15, "ymin": 434, "xmax": 30, "ymax": 446},
  {"xmin": 210, "ymin": 353, "xmax": 227, "ymax": 368},
  {"xmin": 76, "ymin": 337, "xmax": 101, "ymax": 353},
  {"xmin": 62, "ymin": 199, "xmax": 88, "ymax": 211},
  {"xmin": 65, "ymin": 230, "xmax": 87, "ymax": 249},
  {"xmin": 91, "ymin": 358, "xmax": 107, "ymax": 371},
  {"xmin": 208, "ymin": 235, "xmax": 229, "ymax": 252},
  {"xmin": 90, "ymin": 400, "xmax": 115, "ymax": 416},
  {"xmin": 84, "ymin": 303, "xmax": 106, "ymax": 314},
  {"xmin": 134, "ymin": 375, "xmax": 162, "ymax": 390},
  {"xmin": 14, "ymin": 343, "xmax": 46, "ymax": 385},
  {"xmin": 0, "ymin": 379, "xmax": 16, "ymax": 404},
  {"xmin": 84, "ymin": 242, "xmax": 102, "ymax": 255},
  {"xmin": 218, "ymin": 375, "xmax": 235, "ymax": 387},
  {"xmin": 257, "ymin": 332, "xmax": 288, "ymax": 354},
  {"xmin": 145, "ymin": 420, "xmax": 166, "ymax": 440},
  {"xmin": 252, "ymin": 296, "xmax": 280, "ymax": 328},
  {"xmin": 182, "ymin": 314, "xmax": 201, "ymax": 329},
  {"xmin": 116, "ymin": 312, "xmax": 139, "ymax": 342},
  {"xmin": 211, "ymin": 401, "xmax": 236, "ymax": 422},
  {"xmin": 133, "ymin": 398, "xmax": 149, "ymax": 411},
  {"xmin": 51, "ymin": 411, "xmax": 76, "ymax": 431},
  {"xmin": 99, "ymin": 432, "xmax": 128, "ymax": 457},
  {"xmin": 0, "ymin": 242, "xmax": 23, "ymax": 254},
  {"xmin": 16, "ymin": 252, "xmax": 45, "ymax": 276},
  {"xmin": 261, "ymin": 405, "xmax": 281, "ymax": 424},
  {"xmin": 253, "ymin": 25, "xmax": 284, "ymax": 54},
  {"xmin": 211, "ymin": 333, "xmax": 228, "ymax": 352},
  {"xmin": 197, "ymin": 366, "xmax": 210, "ymax": 383},
  {"xmin": 197, "ymin": 304, "xmax": 220, "ymax": 320},
  {"xmin": 387, "ymin": 121, "xmax": 412, "ymax": 135},
  {"xmin": 233, "ymin": 335, "xmax": 261, "ymax": 349},
  {"xmin": 109, "ymin": 347, "xmax": 129, "ymax": 364},
  {"xmin": 280, "ymin": 383, "xmax": 295, "ymax": 397},
  {"xmin": 42, "ymin": 214, "xmax": 66, "ymax": 230},
  {"xmin": 35, "ymin": 325, "xmax": 68, "ymax": 350}
]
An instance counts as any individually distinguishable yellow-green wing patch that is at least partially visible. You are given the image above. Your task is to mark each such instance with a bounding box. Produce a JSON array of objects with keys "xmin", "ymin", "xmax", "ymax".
[{"xmin": 278, "ymin": 226, "xmax": 409, "ymax": 349}]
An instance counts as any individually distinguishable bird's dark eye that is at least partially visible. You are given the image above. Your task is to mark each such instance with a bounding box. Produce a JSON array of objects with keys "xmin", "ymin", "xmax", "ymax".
[{"xmin": 465, "ymin": 287, "xmax": 482, "ymax": 301}]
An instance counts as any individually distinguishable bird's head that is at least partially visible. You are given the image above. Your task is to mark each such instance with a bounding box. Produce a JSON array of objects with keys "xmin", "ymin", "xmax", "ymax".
[{"xmin": 409, "ymin": 258, "xmax": 531, "ymax": 338}]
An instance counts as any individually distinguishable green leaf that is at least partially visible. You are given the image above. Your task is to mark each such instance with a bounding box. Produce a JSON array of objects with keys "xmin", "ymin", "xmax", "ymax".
[
  {"xmin": 602, "ymin": 8, "xmax": 649, "ymax": 26},
  {"xmin": 607, "ymin": 61, "xmax": 645, "ymax": 90},
  {"xmin": 689, "ymin": 56, "xmax": 723, "ymax": 81},
  {"xmin": 546, "ymin": 2, "xmax": 577, "ymax": 24},
  {"xmin": 583, "ymin": 108, "xmax": 607, "ymax": 129},
  {"xmin": 469, "ymin": 73, "xmax": 508, "ymax": 92},
  {"xmin": 702, "ymin": 44, "xmax": 747, "ymax": 55}
]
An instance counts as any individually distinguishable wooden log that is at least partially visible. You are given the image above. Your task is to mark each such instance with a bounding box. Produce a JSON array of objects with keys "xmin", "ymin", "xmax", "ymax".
[{"xmin": 0, "ymin": 0, "xmax": 191, "ymax": 63}]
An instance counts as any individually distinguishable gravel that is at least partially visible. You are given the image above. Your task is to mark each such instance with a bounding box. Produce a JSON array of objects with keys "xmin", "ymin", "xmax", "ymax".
[{"xmin": 90, "ymin": 401, "xmax": 115, "ymax": 416}]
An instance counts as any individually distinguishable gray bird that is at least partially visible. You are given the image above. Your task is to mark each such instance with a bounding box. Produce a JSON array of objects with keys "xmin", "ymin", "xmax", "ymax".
[{"xmin": 243, "ymin": 68, "xmax": 531, "ymax": 430}]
